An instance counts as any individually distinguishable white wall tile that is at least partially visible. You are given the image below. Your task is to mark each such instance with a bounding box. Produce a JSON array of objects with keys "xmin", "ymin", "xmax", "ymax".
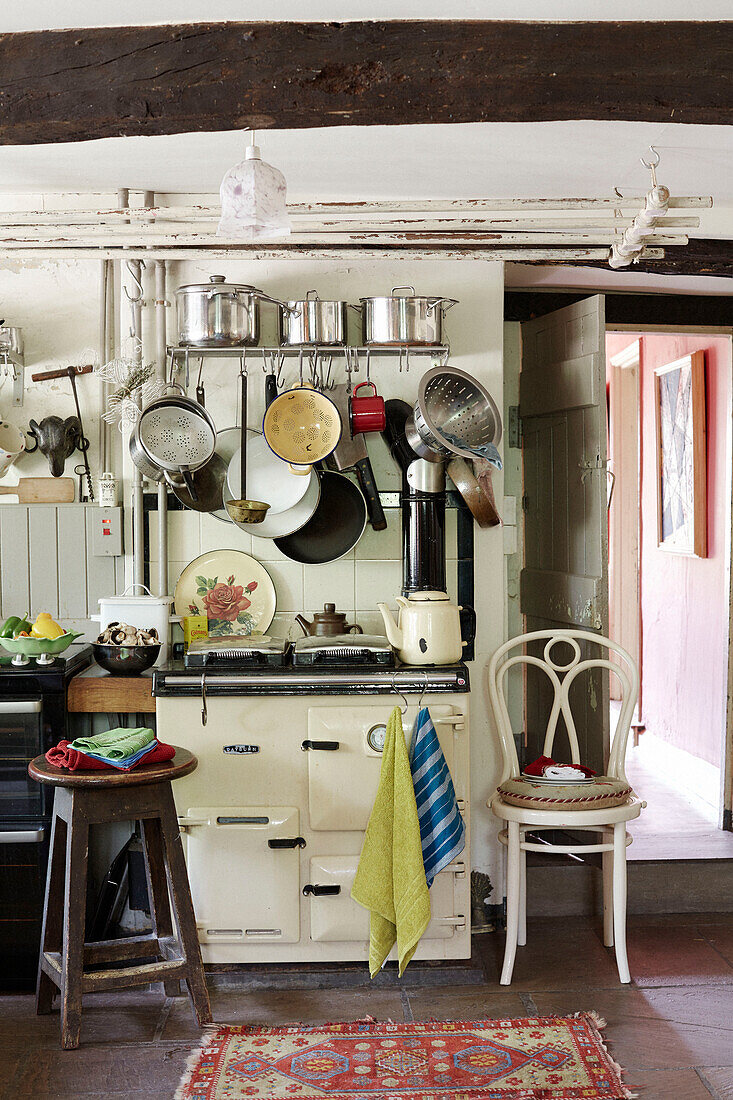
[
  {"xmin": 199, "ymin": 512, "xmax": 252, "ymax": 555},
  {"xmin": 250, "ymin": 533, "xmax": 295, "ymax": 562},
  {"xmin": 356, "ymin": 510, "xmax": 402, "ymax": 560},
  {"xmin": 265, "ymin": 560, "xmax": 304, "ymax": 613},
  {"xmin": 167, "ymin": 510, "xmax": 201, "ymax": 561},
  {"xmin": 302, "ymin": 559, "xmax": 356, "ymax": 613},
  {"xmin": 446, "ymin": 559, "xmax": 458, "ymax": 604},
  {"xmin": 355, "ymin": 558, "xmax": 403, "ymax": 613},
  {"xmin": 356, "ymin": 610, "xmax": 389, "ymax": 638},
  {"xmin": 446, "ymin": 507, "xmax": 458, "ymax": 557}
]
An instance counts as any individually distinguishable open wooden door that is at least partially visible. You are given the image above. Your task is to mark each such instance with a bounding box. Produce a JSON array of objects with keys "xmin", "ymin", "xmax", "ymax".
[{"xmin": 519, "ymin": 295, "xmax": 610, "ymax": 775}]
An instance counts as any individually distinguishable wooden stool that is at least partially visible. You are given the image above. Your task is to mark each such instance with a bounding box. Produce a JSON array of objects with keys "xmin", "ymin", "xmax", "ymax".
[{"xmin": 29, "ymin": 748, "xmax": 212, "ymax": 1050}]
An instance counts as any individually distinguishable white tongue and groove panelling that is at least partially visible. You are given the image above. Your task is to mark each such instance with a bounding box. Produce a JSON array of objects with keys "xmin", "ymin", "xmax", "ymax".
[{"xmin": 0, "ymin": 503, "xmax": 124, "ymax": 633}]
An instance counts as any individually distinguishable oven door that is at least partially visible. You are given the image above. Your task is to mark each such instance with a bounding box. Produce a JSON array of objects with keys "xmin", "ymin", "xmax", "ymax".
[{"xmin": 0, "ymin": 697, "xmax": 47, "ymax": 829}]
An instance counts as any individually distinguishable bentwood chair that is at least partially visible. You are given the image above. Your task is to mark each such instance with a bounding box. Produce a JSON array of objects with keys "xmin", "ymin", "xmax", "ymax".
[{"xmin": 488, "ymin": 629, "xmax": 645, "ymax": 985}]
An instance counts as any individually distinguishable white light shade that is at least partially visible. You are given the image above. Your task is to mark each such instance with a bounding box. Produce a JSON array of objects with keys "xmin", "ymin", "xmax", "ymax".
[{"xmin": 217, "ymin": 144, "xmax": 290, "ymax": 240}]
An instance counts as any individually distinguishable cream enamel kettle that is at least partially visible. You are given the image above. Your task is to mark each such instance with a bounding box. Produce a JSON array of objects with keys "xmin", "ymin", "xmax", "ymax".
[{"xmin": 377, "ymin": 591, "xmax": 465, "ymax": 666}]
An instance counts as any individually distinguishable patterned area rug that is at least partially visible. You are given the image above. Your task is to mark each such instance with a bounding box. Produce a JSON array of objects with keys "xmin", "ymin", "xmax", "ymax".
[{"xmin": 175, "ymin": 1015, "xmax": 634, "ymax": 1100}]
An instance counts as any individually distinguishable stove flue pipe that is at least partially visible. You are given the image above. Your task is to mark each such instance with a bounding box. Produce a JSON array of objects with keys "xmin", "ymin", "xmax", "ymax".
[{"xmin": 383, "ymin": 399, "xmax": 446, "ymax": 595}]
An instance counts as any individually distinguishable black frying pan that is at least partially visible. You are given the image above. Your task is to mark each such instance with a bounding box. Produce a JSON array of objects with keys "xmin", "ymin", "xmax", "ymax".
[{"xmin": 274, "ymin": 470, "xmax": 367, "ymax": 564}]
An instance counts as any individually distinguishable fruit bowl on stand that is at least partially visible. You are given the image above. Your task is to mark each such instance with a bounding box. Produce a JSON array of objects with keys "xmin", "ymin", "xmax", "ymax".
[{"xmin": 0, "ymin": 631, "xmax": 83, "ymax": 666}]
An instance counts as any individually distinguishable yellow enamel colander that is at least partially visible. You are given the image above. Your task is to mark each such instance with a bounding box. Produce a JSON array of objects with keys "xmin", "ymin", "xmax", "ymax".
[{"xmin": 262, "ymin": 384, "xmax": 342, "ymax": 473}]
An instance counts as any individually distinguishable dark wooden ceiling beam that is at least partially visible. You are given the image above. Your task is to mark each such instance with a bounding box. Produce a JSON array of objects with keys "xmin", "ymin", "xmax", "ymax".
[{"xmin": 0, "ymin": 21, "xmax": 730, "ymax": 145}]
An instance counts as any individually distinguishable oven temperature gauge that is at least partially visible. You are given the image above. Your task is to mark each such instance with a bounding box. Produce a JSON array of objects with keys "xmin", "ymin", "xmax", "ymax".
[{"xmin": 366, "ymin": 723, "xmax": 387, "ymax": 753}]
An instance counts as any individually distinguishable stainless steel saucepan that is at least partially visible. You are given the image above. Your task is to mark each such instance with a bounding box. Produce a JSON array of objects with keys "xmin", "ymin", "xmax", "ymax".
[
  {"xmin": 176, "ymin": 275, "xmax": 294, "ymax": 347},
  {"xmin": 359, "ymin": 286, "xmax": 458, "ymax": 346},
  {"xmin": 279, "ymin": 290, "xmax": 348, "ymax": 346}
]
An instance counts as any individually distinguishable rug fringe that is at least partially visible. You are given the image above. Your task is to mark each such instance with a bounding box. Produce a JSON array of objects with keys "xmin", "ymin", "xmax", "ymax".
[
  {"xmin": 575, "ymin": 1010, "xmax": 637, "ymax": 1099},
  {"xmin": 174, "ymin": 1025, "xmax": 220, "ymax": 1100}
]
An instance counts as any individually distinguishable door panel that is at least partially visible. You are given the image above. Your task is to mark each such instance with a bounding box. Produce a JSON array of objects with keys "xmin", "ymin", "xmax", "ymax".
[
  {"xmin": 520, "ymin": 296, "xmax": 610, "ymax": 774},
  {"xmin": 181, "ymin": 806, "xmax": 301, "ymax": 944},
  {"xmin": 306, "ymin": 705, "xmax": 465, "ymax": 832},
  {"xmin": 307, "ymin": 856, "xmax": 463, "ymax": 942}
]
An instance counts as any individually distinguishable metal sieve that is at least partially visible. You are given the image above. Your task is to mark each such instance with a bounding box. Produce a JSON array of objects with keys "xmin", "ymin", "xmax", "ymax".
[
  {"xmin": 408, "ymin": 365, "xmax": 502, "ymax": 461},
  {"xmin": 137, "ymin": 388, "xmax": 216, "ymax": 473}
]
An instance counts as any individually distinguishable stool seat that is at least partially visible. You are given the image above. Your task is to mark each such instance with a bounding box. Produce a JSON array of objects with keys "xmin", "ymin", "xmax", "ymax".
[
  {"xmin": 29, "ymin": 748, "xmax": 197, "ymax": 788},
  {"xmin": 30, "ymin": 746, "xmax": 212, "ymax": 1049}
]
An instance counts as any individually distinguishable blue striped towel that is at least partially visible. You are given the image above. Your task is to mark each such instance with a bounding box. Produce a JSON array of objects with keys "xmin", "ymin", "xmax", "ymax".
[{"xmin": 409, "ymin": 707, "xmax": 466, "ymax": 888}]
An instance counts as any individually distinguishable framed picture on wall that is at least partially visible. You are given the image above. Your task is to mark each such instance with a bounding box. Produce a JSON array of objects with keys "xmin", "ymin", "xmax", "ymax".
[{"xmin": 654, "ymin": 350, "xmax": 707, "ymax": 557}]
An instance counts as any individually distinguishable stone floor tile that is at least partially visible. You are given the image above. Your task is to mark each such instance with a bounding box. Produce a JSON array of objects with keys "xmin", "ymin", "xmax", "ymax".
[
  {"xmin": 9, "ymin": 1041, "xmax": 197, "ymax": 1099},
  {"xmin": 406, "ymin": 986, "xmax": 526, "ymax": 1021},
  {"xmin": 163, "ymin": 988, "xmax": 404, "ymax": 1040},
  {"xmin": 698, "ymin": 1065, "xmax": 733, "ymax": 1099},
  {"xmin": 477, "ymin": 917, "xmax": 620, "ymax": 990},
  {"xmin": 532, "ymin": 986, "xmax": 733, "ymax": 1070},
  {"xmin": 625, "ymin": 1067, "xmax": 714, "ymax": 1099},
  {"xmin": 0, "ymin": 990, "xmax": 165, "ymax": 1051},
  {"xmin": 627, "ymin": 922, "xmax": 733, "ymax": 986}
]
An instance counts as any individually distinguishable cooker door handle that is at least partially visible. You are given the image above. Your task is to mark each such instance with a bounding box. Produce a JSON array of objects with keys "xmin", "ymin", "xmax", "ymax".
[
  {"xmin": 301, "ymin": 740, "xmax": 340, "ymax": 751},
  {"xmin": 302, "ymin": 884, "xmax": 341, "ymax": 896},
  {"xmin": 268, "ymin": 837, "xmax": 307, "ymax": 849}
]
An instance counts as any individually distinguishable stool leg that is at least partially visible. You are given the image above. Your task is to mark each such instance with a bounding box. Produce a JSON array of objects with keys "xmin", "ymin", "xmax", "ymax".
[
  {"xmin": 602, "ymin": 828, "xmax": 614, "ymax": 948},
  {"xmin": 61, "ymin": 794, "xmax": 89, "ymax": 1050},
  {"xmin": 500, "ymin": 821, "xmax": 521, "ymax": 986},
  {"xmin": 36, "ymin": 809, "xmax": 67, "ymax": 1015},
  {"xmin": 141, "ymin": 816, "xmax": 182, "ymax": 998},
  {"xmin": 158, "ymin": 788, "xmax": 212, "ymax": 1026},
  {"xmin": 613, "ymin": 822, "xmax": 631, "ymax": 984}
]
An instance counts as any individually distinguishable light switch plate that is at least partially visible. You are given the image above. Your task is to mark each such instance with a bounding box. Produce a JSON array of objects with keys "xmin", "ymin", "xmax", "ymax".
[{"xmin": 90, "ymin": 506, "xmax": 123, "ymax": 556}]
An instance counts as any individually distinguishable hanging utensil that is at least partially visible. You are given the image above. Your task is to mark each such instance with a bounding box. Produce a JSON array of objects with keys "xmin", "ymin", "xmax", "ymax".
[
  {"xmin": 225, "ymin": 367, "xmax": 270, "ymax": 525},
  {"xmin": 172, "ymin": 452, "xmax": 228, "ymax": 513},
  {"xmin": 406, "ymin": 365, "xmax": 502, "ymax": 462},
  {"xmin": 274, "ymin": 470, "xmax": 367, "ymax": 564}
]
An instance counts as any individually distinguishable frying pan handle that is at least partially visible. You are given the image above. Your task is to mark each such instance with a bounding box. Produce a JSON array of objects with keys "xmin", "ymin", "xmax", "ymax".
[
  {"xmin": 265, "ymin": 373, "xmax": 278, "ymax": 409},
  {"xmin": 354, "ymin": 457, "xmax": 387, "ymax": 531}
]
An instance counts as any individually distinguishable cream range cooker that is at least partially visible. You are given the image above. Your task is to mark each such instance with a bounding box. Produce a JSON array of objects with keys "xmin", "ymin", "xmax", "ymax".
[{"xmin": 153, "ymin": 636, "xmax": 471, "ymax": 965}]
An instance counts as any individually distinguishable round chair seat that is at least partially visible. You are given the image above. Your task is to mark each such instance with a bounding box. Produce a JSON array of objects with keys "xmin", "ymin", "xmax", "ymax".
[
  {"xmin": 28, "ymin": 748, "xmax": 197, "ymax": 788},
  {"xmin": 495, "ymin": 774, "xmax": 633, "ymax": 811}
]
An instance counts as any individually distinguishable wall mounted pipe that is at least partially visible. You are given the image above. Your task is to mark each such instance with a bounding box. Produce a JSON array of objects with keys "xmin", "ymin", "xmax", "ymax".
[{"xmin": 154, "ymin": 256, "xmax": 169, "ymax": 599}]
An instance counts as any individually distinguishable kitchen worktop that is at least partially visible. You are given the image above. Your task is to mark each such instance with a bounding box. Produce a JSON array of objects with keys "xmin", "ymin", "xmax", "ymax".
[{"xmin": 67, "ymin": 664, "xmax": 155, "ymax": 713}]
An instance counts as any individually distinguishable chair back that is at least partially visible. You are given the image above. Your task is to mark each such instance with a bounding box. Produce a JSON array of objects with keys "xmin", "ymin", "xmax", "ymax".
[{"xmin": 488, "ymin": 628, "xmax": 638, "ymax": 784}]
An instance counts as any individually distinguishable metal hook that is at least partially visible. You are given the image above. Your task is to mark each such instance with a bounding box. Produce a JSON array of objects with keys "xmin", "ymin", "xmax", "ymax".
[
  {"xmin": 123, "ymin": 260, "xmax": 145, "ymax": 303},
  {"xmin": 391, "ymin": 674, "xmax": 410, "ymax": 716},
  {"xmin": 640, "ymin": 146, "xmax": 661, "ymax": 170},
  {"xmin": 417, "ymin": 671, "xmax": 429, "ymax": 711},
  {"xmin": 200, "ymin": 673, "xmax": 208, "ymax": 727},
  {"xmin": 641, "ymin": 146, "xmax": 660, "ymax": 188}
]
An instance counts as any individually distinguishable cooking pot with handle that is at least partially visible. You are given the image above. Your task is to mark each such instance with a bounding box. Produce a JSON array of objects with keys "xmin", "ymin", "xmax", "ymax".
[
  {"xmin": 279, "ymin": 291, "xmax": 348, "ymax": 346},
  {"xmin": 176, "ymin": 275, "xmax": 293, "ymax": 347},
  {"xmin": 359, "ymin": 286, "xmax": 457, "ymax": 346}
]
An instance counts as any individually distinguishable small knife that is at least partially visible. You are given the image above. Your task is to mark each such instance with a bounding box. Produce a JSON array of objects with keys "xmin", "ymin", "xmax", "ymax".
[{"xmin": 330, "ymin": 384, "xmax": 387, "ymax": 531}]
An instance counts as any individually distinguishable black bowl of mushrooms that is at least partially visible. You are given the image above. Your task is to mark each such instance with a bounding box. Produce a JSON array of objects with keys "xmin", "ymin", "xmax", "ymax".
[{"xmin": 93, "ymin": 623, "xmax": 161, "ymax": 676}]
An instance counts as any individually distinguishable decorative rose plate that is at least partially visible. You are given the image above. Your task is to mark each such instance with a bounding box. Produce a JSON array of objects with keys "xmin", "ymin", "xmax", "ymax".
[{"xmin": 174, "ymin": 551, "xmax": 276, "ymax": 637}]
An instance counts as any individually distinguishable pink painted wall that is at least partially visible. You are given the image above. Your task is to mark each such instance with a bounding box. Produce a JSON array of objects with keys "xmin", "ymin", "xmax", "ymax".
[{"xmin": 606, "ymin": 332, "xmax": 732, "ymax": 767}]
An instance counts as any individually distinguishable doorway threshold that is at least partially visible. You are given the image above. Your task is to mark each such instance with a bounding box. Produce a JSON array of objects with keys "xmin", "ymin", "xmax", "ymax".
[{"xmin": 626, "ymin": 738, "xmax": 733, "ymax": 861}]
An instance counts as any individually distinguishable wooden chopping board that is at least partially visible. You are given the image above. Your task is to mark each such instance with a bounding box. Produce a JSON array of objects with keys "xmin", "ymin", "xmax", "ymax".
[{"xmin": 0, "ymin": 478, "xmax": 75, "ymax": 503}]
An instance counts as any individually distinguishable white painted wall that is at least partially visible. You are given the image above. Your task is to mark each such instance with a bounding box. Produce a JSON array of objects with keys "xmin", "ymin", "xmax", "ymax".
[{"xmin": 0, "ymin": 251, "xmax": 507, "ymax": 885}]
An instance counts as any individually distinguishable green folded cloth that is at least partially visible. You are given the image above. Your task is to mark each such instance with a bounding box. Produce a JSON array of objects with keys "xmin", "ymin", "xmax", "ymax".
[
  {"xmin": 351, "ymin": 705, "xmax": 431, "ymax": 978},
  {"xmin": 70, "ymin": 726, "xmax": 155, "ymax": 761}
]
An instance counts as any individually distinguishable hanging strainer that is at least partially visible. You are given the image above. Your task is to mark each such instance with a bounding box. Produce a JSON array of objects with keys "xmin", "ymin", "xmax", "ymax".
[
  {"xmin": 407, "ymin": 365, "xmax": 502, "ymax": 462},
  {"xmin": 263, "ymin": 384, "xmax": 341, "ymax": 472},
  {"xmin": 137, "ymin": 386, "xmax": 216, "ymax": 473}
]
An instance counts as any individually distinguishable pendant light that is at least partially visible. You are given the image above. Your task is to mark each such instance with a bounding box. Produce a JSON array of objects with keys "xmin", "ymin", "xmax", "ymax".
[{"xmin": 217, "ymin": 131, "xmax": 291, "ymax": 240}]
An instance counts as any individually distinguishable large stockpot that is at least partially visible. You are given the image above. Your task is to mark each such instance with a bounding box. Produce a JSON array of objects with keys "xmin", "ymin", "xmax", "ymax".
[
  {"xmin": 176, "ymin": 275, "xmax": 292, "ymax": 347},
  {"xmin": 359, "ymin": 286, "xmax": 457, "ymax": 346},
  {"xmin": 279, "ymin": 290, "xmax": 348, "ymax": 346}
]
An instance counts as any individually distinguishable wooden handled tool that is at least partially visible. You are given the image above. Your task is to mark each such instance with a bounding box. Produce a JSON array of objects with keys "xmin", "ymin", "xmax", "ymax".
[
  {"xmin": 31, "ymin": 364, "xmax": 94, "ymax": 383},
  {"xmin": 0, "ymin": 478, "xmax": 75, "ymax": 503}
]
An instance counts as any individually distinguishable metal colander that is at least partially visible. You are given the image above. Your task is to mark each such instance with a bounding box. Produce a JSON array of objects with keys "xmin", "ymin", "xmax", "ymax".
[
  {"xmin": 138, "ymin": 398, "xmax": 215, "ymax": 472},
  {"xmin": 411, "ymin": 366, "xmax": 502, "ymax": 461}
]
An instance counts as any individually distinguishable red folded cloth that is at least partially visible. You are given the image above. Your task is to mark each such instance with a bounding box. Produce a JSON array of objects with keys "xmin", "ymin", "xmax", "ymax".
[
  {"xmin": 46, "ymin": 739, "xmax": 176, "ymax": 772},
  {"xmin": 523, "ymin": 754, "xmax": 596, "ymax": 778}
]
